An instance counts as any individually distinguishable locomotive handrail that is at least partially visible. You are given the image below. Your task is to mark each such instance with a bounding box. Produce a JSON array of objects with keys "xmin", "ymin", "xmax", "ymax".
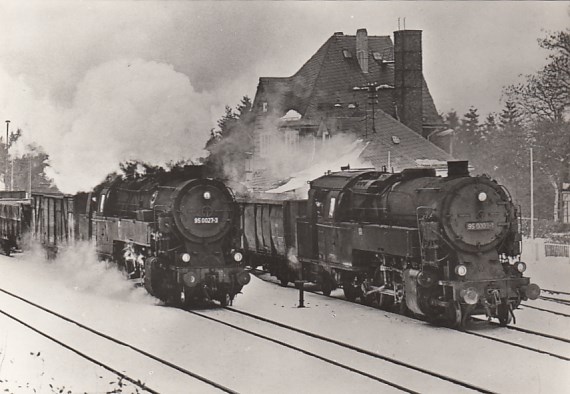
[
  {"xmin": 416, "ymin": 206, "xmax": 433, "ymax": 262},
  {"xmin": 499, "ymin": 184, "xmax": 513, "ymax": 201}
]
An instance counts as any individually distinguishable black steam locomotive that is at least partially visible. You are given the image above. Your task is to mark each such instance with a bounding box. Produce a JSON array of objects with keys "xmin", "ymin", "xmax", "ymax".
[
  {"xmin": 0, "ymin": 167, "xmax": 250, "ymax": 306},
  {"xmin": 241, "ymin": 161, "xmax": 540, "ymax": 327},
  {"xmin": 86, "ymin": 167, "xmax": 250, "ymax": 306}
]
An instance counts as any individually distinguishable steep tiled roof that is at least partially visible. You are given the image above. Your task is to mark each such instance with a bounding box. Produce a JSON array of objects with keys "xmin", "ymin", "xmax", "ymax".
[
  {"xmin": 253, "ymin": 31, "xmax": 441, "ymax": 125},
  {"xmin": 336, "ymin": 109, "xmax": 452, "ymax": 169}
]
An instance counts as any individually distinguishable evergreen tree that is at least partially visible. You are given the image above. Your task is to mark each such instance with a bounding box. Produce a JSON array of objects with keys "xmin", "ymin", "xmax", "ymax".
[
  {"xmin": 483, "ymin": 113, "xmax": 499, "ymax": 137},
  {"xmin": 204, "ymin": 96, "xmax": 254, "ymax": 181},
  {"xmin": 487, "ymin": 101, "xmax": 530, "ymax": 213},
  {"xmin": 444, "ymin": 110, "xmax": 460, "ymax": 130},
  {"xmin": 454, "ymin": 106, "xmax": 482, "ymax": 161}
]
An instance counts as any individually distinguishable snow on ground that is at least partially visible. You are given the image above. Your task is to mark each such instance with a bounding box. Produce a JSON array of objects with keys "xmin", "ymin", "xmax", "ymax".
[
  {"xmin": 235, "ymin": 274, "xmax": 569, "ymax": 393},
  {"xmin": 0, "ymin": 238, "xmax": 568, "ymax": 393},
  {"xmin": 522, "ymin": 238, "xmax": 570, "ymax": 291},
  {"xmin": 0, "ymin": 243, "xmax": 391, "ymax": 393}
]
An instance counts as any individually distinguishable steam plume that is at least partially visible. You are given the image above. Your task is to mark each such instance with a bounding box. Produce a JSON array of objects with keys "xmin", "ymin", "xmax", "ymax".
[{"xmin": 10, "ymin": 59, "xmax": 214, "ymax": 193}]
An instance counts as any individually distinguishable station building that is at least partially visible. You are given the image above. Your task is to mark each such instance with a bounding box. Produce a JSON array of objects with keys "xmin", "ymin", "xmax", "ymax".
[{"xmin": 246, "ymin": 28, "xmax": 454, "ymax": 192}]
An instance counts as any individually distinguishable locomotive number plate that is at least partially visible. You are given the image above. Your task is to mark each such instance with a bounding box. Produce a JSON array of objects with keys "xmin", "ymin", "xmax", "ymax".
[
  {"xmin": 466, "ymin": 221, "xmax": 495, "ymax": 231},
  {"xmin": 194, "ymin": 217, "xmax": 219, "ymax": 224}
]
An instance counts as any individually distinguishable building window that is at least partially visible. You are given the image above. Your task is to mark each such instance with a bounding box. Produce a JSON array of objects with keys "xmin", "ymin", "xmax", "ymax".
[
  {"xmin": 259, "ymin": 133, "xmax": 272, "ymax": 158},
  {"xmin": 284, "ymin": 129, "xmax": 299, "ymax": 148},
  {"xmin": 262, "ymin": 102, "xmax": 268, "ymax": 112},
  {"xmin": 563, "ymin": 191, "xmax": 570, "ymax": 223}
]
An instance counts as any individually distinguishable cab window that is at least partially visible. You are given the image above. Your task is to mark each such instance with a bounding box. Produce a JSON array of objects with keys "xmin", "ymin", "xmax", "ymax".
[{"xmin": 328, "ymin": 197, "xmax": 336, "ymax": 218}]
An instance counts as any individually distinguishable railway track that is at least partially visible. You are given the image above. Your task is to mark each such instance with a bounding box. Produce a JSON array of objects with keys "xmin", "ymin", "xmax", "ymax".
[
  {"xmin": 539, "ymin": 295, "xmax": 570, "ymax": 306},
  {"xmin": 519, "ymin": 287, "xmax": 570, "ymax": 318},
  {"xmin": 0, "ymin": 287, "xmax": 236, "ymax": 394},
  {"xmin": 250, "ymin": 269, "xmax": 570, "ymax": 362},
  {"xmin": 190, "ymin": 307, "xmax": 492, "ymax": 394},
  {"xmin": 542, "ymin": 288, "xmax": 570, "ymax": 297},
  {"xmin": 465, "ymin": 318, "xmax": 570, "ymax": 361},
  {"xmin": 520, "ymin": 303, "xmax": 570, "ymax": 318}
]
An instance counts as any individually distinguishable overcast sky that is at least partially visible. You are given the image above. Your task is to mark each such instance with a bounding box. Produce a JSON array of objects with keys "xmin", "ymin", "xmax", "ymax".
[{"xmin": 0, "ymin": 1, "xmax": 568, "ymax": 191}]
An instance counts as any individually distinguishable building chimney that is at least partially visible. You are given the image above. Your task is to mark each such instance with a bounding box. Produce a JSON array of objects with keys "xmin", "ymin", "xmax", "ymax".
[
  {"xmin": 394, "ymin": 30, "xmax": 423, "ymax": 136},
  {"xmin": 356, "ymin": 28, "xmax": 368, "ymax": 73}
]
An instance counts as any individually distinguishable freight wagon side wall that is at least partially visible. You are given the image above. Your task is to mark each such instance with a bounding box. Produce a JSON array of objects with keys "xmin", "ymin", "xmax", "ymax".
[
  {"xmin": 240, "ymin": 199, "xmax": 307, "ymax": 259},
  {"xmin": 0, "ymin": 200, "xmax": 31, "ymax": 244},
  {"xmin": 284, "ymin": 200, "xmax": 307, "ymax": 256},
  {"xmin": 31, "ymin": 194, "xmax": 75, "ymax": 252}
]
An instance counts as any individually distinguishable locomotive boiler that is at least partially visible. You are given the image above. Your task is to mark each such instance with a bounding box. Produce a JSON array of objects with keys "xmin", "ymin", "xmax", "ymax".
[
  {"xmin": 292, "ymin": 161, "xmax": 540, "ymax": 327},
  {"xmin": 86, "ymin": 166, "xmax": 250, "ymax": 306}
]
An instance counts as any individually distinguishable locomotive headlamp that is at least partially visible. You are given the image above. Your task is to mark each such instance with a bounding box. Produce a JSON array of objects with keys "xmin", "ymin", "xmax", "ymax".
[
  {"xmin": 516, "ymin": 261, "xmax": 527, "ymax": 273},
  {"xmin": 478, "ymin": 192, "xmax": 488, "ymax": 202},
  {"xmin": 233, "ymin": 252, "xmax": 243, "ymax": 262},
  {"xmin": 455, "ymin": 264, "xmax": 468, "ymax": 277},
  {"xmin": 181, "ymin": 253, "xmax": 191, "ymax": 263},
  {"xmin": 203, "ymin": 191, "xmax": 212, "ymax": 200},
  {"xmin": 461, "ymin": 287, "xmax": 479, "ymax": 305}
]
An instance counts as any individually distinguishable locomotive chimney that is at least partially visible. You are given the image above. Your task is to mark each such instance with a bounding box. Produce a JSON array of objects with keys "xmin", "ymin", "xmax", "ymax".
[
  {"xmin": 447, "ymin": 161, "xmax": 469, "ymax": 177},
  {"xmin": 356, "ymin": 28, "xmax": 369, "ymax": 73},
  {"xmin": 394, "ymin": 29, "xmax": 423, "ymax": 136}
]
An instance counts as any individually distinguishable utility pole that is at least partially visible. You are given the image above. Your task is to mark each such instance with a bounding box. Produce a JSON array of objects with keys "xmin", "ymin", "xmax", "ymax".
[
  {"xmin": 530, "ymin": 148, "xmax": 534, "ymax": 239},
  {"xmin": 367, "ymin": 83, "xmax": 378, "ymax": 134},
  {"xmin": 5, "ymin": 120, "xmax": 9, "ymax": 191},
  {"xmin": 10, "ymin": 155, "xmax": 14, "ymax": 191},
  {"xmin": 29, "ymin": 155, "xmax": 32, "ymax": 198}
]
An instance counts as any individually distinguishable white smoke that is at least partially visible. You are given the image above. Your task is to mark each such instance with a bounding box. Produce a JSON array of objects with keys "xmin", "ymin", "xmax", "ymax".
[
  {"xmin": 8, "ymin": 59, "xmax": 214, "ymax": 192},
  {"xmin": 0, "ymin": 2, "xmax": 298, "ymax": 194},
  {"xmin": 23, "ymin": 241, "xmax": 156, "ymax": 305}
]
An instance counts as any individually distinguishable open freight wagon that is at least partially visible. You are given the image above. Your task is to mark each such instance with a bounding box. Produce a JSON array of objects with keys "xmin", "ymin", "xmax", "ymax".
[{"xmin": 239, "ymin": 198, "xmax": 307, "ymax": 285}]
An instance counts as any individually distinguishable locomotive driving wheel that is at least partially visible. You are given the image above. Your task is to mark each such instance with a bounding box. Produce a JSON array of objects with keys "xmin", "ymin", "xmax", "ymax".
[
  {"xmin": 448, "ymin": 301, "xmax": 463, "ymax": 329},
  {"xmin": 343, "ymin": 284, "xmax": 360, "ymax": 302},
  {"xmin": 497, "ymin": 302, "xmax": 513, "ymax": 326},
  {"xmin": 143, "ymin": 257, "xmax": 159, "ymax": 297},
  {"xmin": 220, "ymin": 292, "xmax": 232, "ymax": 307},
  {"xmin": 342, "ymin": 275, "xmax": 361, "ymax": 302}
]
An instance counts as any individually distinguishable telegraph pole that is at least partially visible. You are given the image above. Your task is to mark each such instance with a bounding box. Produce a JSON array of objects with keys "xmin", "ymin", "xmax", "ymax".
[
  {"xmin": 367, "ymin": 83, "xmax": 378, "ymax": 134},
  {"xmin": 530, "ymin": 148, "xmax": 534, "ymax": 239},
  {"xmin": 29, "ymin": 155, "xmax": 32, "ymax": 198},
  {"xmin": 5, "ymin": 120, "xmax": 9, "ymax": 191}
]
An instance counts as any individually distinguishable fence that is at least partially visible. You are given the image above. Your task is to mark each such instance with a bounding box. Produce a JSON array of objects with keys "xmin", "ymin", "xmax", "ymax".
[{"xmin": 544, "ymin": 243, "xmax": 570, "ymax": 258}]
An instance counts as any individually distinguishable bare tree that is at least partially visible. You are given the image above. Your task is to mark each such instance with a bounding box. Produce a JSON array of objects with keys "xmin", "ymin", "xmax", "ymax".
[{"xmin": 504, "ymin": 29, "xmax": 570, "ymax": 221}]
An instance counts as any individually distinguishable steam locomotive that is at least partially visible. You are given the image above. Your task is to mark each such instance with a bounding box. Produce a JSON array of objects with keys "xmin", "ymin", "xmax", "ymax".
[
  {"xmin": 241, "ymin": 161, "xmax": 540, "ymax": 327},
  {"xmin": 85, "ymin": 166, "xmax": 250, "ymax": 306},
  {"xmin": 0, "ymin": 167, "xmax": 250, "ymax": 306}
]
